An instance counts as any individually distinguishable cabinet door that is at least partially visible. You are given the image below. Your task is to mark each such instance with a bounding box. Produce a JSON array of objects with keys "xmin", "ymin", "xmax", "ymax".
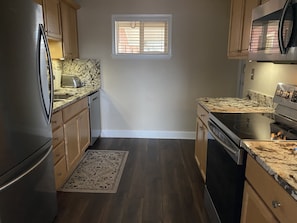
[
  {"xmin": 60, "ymin": 1, "xmax": 79, "ymax": 59},
  {"xmin": 228, "ymin": 0, "xmax": 244, "ymax": 58},
  {"xmin": 78, "ymin": 109, "xmax": 90, "ymax": 153},
  {"xmin": 246, "ymin": 155, "xmax": 297, "ymax": 223},
  {"xmin": 228, "ymin": 0, "xmax": 260, "ymax": 58},
  {"xmin": 64, "ymin": 117, "xmax": 80, "ymax": 172},
  {"xmin": 54, "ymin": 156, "xmax": 67, "ymax": 189},
  {"xmin": 241, "ymin": 182, "xmax": 279, "ymax": 223},
  {"xmin": 195, "ymin": 118, "xmax": 208, "ymax": 182},
  {"xmin": 241, "ymin": 0, "xmax": 261, "ymax": 54},
  {"xmin": 43, "ymin": 0, "xmax": 62, "ymax": 40}
]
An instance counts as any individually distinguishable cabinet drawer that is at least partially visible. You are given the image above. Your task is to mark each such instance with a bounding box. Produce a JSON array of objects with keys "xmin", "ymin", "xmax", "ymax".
[
  {"xmin": 54, "ymin": 156, "xmax": 67, "ymax": 189},
  {"xmin": 197, "ymin": 103, "xmax": 209, "ymax": 126},
  {"xmin": 62, "ymin": 97, "xmax": 88, "ymax": 122},
  {"xmin": 246, "ymin": 155, "xmax": 297, "ymax": 223},
  {"xmin": 52, "ymin": 127, "xmax": 64, "ymax": 147},
  {"xmin": 53, "ymin": 141, "xmax": 65, "ymax": 164},
  {"xmin": 51, "ymin": 110, "xmax": 63, "ymax": 130}
]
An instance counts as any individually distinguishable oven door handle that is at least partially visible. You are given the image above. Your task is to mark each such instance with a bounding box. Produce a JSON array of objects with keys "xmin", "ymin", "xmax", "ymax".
[
  {"xmin": 208, "ymin": 119, "xmax": 245, "ymax": 165},
  {"xmin": 208, "ymin": 127, "xmax": 237, "ymax": 156}
]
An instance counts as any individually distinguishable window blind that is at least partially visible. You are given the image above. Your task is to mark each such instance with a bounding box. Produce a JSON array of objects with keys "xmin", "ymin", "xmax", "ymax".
[{"xmin": 113, "ymin": 15, "xmax": 171, "ymax": 56}]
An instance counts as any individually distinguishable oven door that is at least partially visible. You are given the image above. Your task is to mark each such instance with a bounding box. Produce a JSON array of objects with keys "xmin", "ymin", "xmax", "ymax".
[{"xmin": 204, "ymin": 119, "xmax": 246, "ymax": 223}]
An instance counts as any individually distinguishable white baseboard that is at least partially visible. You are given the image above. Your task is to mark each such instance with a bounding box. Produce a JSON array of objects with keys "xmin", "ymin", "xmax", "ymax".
[{"xmin": 100, "ymin": 130, "xmax": 196, "ymax": 139}]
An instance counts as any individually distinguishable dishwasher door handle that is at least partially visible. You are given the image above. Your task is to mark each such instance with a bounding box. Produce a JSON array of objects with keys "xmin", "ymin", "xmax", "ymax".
[{"xmin": 92, "ymin": 97, "xmax": 98, "ymax": 101}]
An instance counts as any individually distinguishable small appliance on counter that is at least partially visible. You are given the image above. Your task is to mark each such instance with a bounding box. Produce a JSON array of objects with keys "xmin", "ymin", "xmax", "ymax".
[{"xmin": 61, "ymin": 74, "xmax": 83, "ymax": 88}]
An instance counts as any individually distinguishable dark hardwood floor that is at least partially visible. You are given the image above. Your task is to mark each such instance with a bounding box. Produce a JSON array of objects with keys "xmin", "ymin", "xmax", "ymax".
[{"xmin": 53, "ymin": 138, "xmax": 210, "ymax": 223}]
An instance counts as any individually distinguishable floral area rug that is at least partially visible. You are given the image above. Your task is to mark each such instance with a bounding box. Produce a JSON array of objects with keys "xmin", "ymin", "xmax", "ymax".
[{"xmin": 60, "ymin": 150, "xmax": 128, "ymax": 193}]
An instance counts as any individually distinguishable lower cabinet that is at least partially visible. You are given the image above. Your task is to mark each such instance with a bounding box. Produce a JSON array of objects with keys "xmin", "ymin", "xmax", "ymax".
[
  {"xmin": 195, "ymin": 117, "xmax": 208, "ymax": 182},
  {"xmin": 64, "ymin": 105, "xmax": 90, "ymax": 173},
  {"xmin": 54, "ymin": 156, "xmax": 68, "ymax": 189},
  {"xmin": 78, "ymin": 109, "xmax": 90, "ymax": 153},
  {"xmin": 195, "ymin": 103, "xmax": 209, "ymax": 182},
  {"xmin": 64, "ymin": 116, "xmax": 81, "ymax": 173},
  {"xmin": 52, "ymin": 97, "xmax": 90, "ymax": 189},
  {"xmin": 241, "ymin": 155, "xmax": 297, "ymax": 223},
  {"xmin": 51, "ymin": 110, "xmax": 67, "ymax": 189},
  {"xmin": 241, "ymin": 181, "xmax": 279, "ymax": 223}
]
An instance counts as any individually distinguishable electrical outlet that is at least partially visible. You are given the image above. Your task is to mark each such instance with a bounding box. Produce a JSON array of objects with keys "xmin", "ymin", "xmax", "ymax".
[{"xmin": 251, "ymin": 68, "xmax": 255, "ymax": 80}]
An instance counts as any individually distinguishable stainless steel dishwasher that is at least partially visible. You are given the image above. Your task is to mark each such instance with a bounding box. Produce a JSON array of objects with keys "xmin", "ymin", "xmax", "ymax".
[{"xmin": 88, "ymin": 91, "xmax": 101, "ymax": 145}]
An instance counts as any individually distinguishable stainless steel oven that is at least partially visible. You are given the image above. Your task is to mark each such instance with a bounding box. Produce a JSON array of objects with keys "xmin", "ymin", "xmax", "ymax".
[
  {"xmin": 204, "ymin": 83, "xmax": 297, "ymax": 223},
  {"xmin": 204, "ymin": 118, "xmax": 246, "ymax": 223}
]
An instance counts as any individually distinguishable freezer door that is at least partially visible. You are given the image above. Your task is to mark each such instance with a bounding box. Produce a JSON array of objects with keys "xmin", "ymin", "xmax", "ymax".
[
  {"xmin": 0, "ymin": 146, "xmax": 57, "ymax": 223},
  {"xmin": 0, "ymin": 1, "xmax": 53, "ymax": 177}
]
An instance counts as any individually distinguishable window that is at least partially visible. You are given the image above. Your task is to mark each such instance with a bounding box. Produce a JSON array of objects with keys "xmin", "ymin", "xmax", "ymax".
[{"xmin": 112, "ymin": 14, "xmax": 172, "ymax": 58}]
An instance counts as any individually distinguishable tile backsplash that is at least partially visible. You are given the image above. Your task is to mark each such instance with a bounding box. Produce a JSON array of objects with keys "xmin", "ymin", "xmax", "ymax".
[
  {"xmin": 247, "ymin": 89, "xmax": 274, "ymax": 108},
  {"xmin": 52, "ymin": 59, "xmax": 100, "ymax": 89}
]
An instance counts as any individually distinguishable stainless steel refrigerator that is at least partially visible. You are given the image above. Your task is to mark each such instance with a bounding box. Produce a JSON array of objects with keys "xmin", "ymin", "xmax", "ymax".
[{"xmin": 0, "ymin": 1, "xmax": 57, "ymax": 222}]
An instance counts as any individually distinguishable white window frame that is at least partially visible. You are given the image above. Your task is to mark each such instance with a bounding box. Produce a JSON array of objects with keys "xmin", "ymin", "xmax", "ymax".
[{"xmin": 112, "ymin": 14, "xmax": 172, "ymax": 59}]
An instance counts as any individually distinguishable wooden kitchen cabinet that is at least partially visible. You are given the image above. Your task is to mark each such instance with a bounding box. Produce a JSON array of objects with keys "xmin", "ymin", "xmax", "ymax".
[
  {"xmin": 42, "ymin": 0, "xmax": 62, "ymax": 40},
  {"xmin": 51, "ymin": 110, "xmax": 67, "ymax": 189},
  {"xmin": 228, "ymin": 0, "xmax": 261, "ymax": 59},
  {"xmin": 64, "ymin": 116, "xmax": 81, "ymax": 172},
  {"xmin": 52, "ymin": 97, "xmax": 90, "ymax": 189},
  {"xmin": 195, "ymin": 103, "xmax": 209, "ymax": 182},
  {"xmin": 77, "ymin": 108, "xmax": 90, "ymax": 153},
  {"xmin": 241, "ymin": 181, "xmax": 279, "ymax": 223},
  {"xmin": 60, "ymin": 0, "xmax": 80, "ymax": 59},
  {"xmin": 54, "ymin": 156, "xmax": 68, "ymax": 189},
  {"xmin": 241, "ymin": 155, "xmax": 297, "ymax": 223},
  {"xmin": 63, "ymin": 97, "xmax": 90, "ymax": 173}
]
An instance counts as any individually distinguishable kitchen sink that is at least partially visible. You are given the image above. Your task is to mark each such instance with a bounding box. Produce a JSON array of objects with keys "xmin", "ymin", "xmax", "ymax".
[
  {"xmin": 53, "ymin": 99, "xmax": 65, "ymax": 102},
  {"xmin": 53, "ymin": 93, "xmax": 74, "ymax": 100}
]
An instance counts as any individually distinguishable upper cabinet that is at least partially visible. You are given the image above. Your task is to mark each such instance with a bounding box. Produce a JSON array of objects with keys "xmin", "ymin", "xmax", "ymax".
[
  {"xmin": 60, "ymin": 0, "xmax": 80, "ymax": 59},
  {"xmin": 228, "ymin": 0, "xmax": 268, "ymax": 59},
  {"xmin": 43, "ymin": 0, "xmax": 62, "ymax": 40}
]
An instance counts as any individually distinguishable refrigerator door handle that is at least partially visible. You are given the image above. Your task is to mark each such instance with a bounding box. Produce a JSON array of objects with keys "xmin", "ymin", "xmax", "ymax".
[
  {"xmin": 0, "ymin": 147, "xmax": 52, "ymax": 191},
  {"xmin": 38, "ymin": 24, "xmax": 54, "ymax": 123}
]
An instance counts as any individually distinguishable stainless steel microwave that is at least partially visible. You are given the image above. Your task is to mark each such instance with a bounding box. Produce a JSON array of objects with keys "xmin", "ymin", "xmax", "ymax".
[{"xmin": 249, "ymin": 0, "xmax": 297, "ymax": 63}]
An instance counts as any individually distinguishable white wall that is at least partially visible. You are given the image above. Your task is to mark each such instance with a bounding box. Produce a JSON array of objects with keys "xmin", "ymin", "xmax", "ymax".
[
  {"xmin": 77, "ymin": 0, "xmax": 239, "ymax": 139},
  {"xmin": 243, "ymin": 61, "xmax": 297, "ymax": 97}
]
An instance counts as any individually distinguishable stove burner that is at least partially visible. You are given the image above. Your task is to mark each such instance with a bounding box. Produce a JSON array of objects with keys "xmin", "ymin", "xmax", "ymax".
[{"xmin": 211, "ymin": 112, "xmax": 297, "ymax": 142}]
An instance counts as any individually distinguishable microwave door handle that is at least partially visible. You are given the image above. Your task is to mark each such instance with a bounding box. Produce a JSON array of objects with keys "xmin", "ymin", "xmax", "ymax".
[{"xmin": 278, "ymin": 0, "xmax": 292, "ymax": 54}]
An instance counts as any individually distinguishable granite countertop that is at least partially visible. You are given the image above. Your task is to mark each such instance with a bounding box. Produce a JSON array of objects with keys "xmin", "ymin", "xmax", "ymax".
[
  {"xmin": 53, "ymin": 86, "xmax": 99, "ymax": 112},
  {"xmin": 197, "ymin": 97, "xmax": 274, "ymax": 113},
  {"xmin": 242, "ymin": 141, "xmax": 297, "ymax": 201}
]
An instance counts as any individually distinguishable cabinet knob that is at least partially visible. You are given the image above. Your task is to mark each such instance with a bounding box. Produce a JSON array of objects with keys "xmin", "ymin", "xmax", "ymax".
[{"xmin": 272, "ymin": 200, "xmax": 281, "ymax": 208}]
